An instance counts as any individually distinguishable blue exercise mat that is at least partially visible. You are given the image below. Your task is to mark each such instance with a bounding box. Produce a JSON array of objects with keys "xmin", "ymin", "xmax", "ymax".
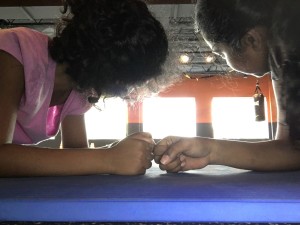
[{"xmin": 0, "ymin": 165, "xmax": 300, "ymax": 223}]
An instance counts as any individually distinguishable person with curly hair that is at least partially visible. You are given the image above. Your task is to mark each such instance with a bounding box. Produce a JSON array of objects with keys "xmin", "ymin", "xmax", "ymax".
[
  {"xmin": 0, "ymin": 0, "xmax": 172, "ymax": 177},
  {"xmin": 154, "ymin": 0, "xmax": 300, "ymax": 173}
]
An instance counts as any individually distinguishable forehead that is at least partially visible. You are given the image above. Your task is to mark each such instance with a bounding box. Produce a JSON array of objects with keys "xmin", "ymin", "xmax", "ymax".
[
  {"xmin": 201, "ymin": 33, "xmax": 234, "ymax": 55},
  {"xmin": 201, "ymin": 34, "xmax": 226, "ymax": 50}
]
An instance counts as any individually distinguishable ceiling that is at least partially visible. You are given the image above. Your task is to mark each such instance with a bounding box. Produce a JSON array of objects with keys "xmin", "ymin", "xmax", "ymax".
[{"xmin": 0, "ymin": 0, "xmax": 230, "ymax": 75}]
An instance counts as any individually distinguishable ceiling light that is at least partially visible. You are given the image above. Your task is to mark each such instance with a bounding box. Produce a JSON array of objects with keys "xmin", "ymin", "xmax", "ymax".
[
  {"xmin": 179, "ymin": 54, "xmax": 190, "ymax": 64},
  {"xmin": 205, "ymin": 55, "xmax": 216, "ymax": 63}
]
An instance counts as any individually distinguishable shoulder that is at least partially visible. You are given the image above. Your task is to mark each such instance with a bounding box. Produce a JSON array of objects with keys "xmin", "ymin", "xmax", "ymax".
[
  {"xmin": 0, "ymin": 27, "xmax": 48, "ymax": 64},
  {"xmin": 0, "ymin": 27, "xmax": 43, "ymax": 36},
  {"xmin": 0, "ymin": 27, "xmax": 45, "ymax": 43}
]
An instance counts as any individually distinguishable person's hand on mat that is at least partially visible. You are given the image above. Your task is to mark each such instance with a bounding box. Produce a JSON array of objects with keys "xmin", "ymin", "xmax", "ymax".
[
  {"xmin": 154, "ymin": 136, "xmax": 211, "ymax": 173},
  {"xmin": 107, "ymin": 132, "xmax": 155, "ymax": 175}
]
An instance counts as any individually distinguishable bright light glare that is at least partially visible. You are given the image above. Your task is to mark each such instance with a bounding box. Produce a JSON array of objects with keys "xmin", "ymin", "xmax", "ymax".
[
  {"xmin": 179, "ymin": 54, "xmax": 190, "ymax": 64},
  {"xmin": 212, "ymin": 97, "xmax": 269, "ymax": 139},
  {"xmin": 205, "ymin": 55, "xmax": 215, "ymax": 63},
  {"xmin": 143, "ymin": 97, "xmax": 196, "ymax": 139},
  {"xmin": 84, "ymin": 98, "xmax": 127, "ymax": 139}
]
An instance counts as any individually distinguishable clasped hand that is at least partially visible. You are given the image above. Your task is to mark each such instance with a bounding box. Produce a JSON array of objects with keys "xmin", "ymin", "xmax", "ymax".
[
  {"xmin": 110, "ymin": 133, "xmax": 212, "ymax": 175},
  {"xmin": 153, "ymin": 136, "xmax": 212, "ymax": 173},
  {"xmin": 108, "ymin": 132, "xmax": 155, "ymax": 175}
]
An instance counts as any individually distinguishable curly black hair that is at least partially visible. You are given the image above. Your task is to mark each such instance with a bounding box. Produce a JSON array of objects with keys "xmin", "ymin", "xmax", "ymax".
[
  {"xmin": 48, "ymin": 0, "xmax": 169, "ymax": 102},
  {"xmin": 269, "ymin": 0, "xmax": 300, "ymax": 142},
  {"xmin": 195, "ymin": 0, "xmax": 278, "ymax": 50}
]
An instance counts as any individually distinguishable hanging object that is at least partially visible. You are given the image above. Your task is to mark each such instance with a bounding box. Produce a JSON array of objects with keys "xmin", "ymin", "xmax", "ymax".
[{"xmin": 253, "ymin": 80, "xmax": 265, "ymax": 121}]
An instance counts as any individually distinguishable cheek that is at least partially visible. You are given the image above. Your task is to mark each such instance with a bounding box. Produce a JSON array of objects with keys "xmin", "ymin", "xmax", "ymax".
[
  {"xmin": 225, "ymin": 55, "xmax": 247, "ymax": 73},
  {"xmin": 225, "ymin": 54, "xmax": 269, "ymax": 75}
]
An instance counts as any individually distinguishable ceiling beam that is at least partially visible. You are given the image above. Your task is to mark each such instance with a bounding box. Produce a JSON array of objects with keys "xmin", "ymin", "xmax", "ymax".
[
  {"xmin": 0, "ymin": 0, "xmax": 62, "ymax": 6},
  {"xmin": 146, "ymin": 0, "xmax": 196, "ymax": 4},
  {"xmin": 0, "ymin": 0, "xmax": 196, "ymax": 7}
]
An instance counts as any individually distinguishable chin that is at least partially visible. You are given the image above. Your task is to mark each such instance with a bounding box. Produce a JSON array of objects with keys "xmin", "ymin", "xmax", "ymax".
[
  {"xmin": 235, "ymin": 69, "xmax": 270, "ymax": 77},
  {"xmin": 251, "ymin": 71, "xmax": 270, "ymax": 77}
]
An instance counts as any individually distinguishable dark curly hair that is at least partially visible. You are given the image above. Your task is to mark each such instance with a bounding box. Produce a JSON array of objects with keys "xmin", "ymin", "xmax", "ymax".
[
  {"xmin": 48, "ymin": 0, "xmax": 169, "ymax": 102},
  {"xmin": 269, "ymin": 0, "xmax": 300, "ymax": 142},
  {"xmin": 195, "ymin": 0, "xmax": 278, "ymax": 50}
]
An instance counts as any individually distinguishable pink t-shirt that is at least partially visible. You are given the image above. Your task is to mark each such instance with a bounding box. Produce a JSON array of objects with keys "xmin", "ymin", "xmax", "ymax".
[{"xmin": 0, "ymin": 27, "xmax": 92, "ymax": 144}]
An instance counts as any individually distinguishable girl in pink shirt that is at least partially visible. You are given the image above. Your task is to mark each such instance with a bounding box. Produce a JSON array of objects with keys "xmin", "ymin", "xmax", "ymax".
[{"xmin": 0, "ymin": 0, "xmax": 171, "ymax": 177}]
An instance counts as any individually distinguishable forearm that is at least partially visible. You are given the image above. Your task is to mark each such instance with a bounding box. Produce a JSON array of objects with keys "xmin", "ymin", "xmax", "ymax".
[
  {"xmin": 210, "ymin": 139, "xmax": 300, "ymax": 171},
  {"xmin": 0, "ymin": 144, "xmax": 112, "ymax": 177}
]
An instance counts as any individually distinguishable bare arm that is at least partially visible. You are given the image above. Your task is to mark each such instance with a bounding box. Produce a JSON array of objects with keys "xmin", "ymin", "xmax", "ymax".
[
  {"xmin": 154, "ymin": 136, "xmax": 300, "ymax": 172},
  {"xmin": 154, "ymin": 79, "xmax": 300, "ymax": 173},
  {"xmin": 0, "ymin": 50, "xmax": 24, "ymax": 144},
  {"xmin": 0, "ymin": 135, "xmax": 154, "ymax": 177},
  {"xmin": 210, "ymin": 138, "xmax": 300, "ymax": 171},
  {"xmin": 61, "ymin": 115, "xmax": 89, "ymax": 148},
  {"xmin": 0, "ymin": 50, "xmax": 153, "ymax": 177}
]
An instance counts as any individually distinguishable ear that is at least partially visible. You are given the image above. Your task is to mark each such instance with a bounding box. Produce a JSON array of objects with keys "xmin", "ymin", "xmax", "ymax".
[{"xmin": 241, "ymin": 27, "xmax": 268, "ymax": 51}]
